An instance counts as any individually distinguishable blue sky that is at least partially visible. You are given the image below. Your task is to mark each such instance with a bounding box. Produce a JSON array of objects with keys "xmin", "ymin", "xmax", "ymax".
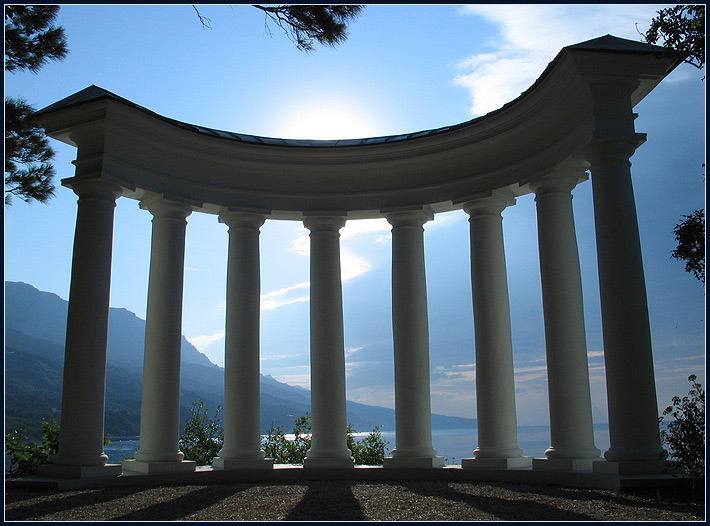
[{"xmin": 4, "ymin": 4, "xmax": 705, "ymax": 426}]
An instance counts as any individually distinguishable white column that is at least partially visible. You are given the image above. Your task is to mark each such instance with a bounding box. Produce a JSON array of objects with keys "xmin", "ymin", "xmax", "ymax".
[
  {"xmin": 586, "ymin": 140, "xmax": 668, "ymax": 474},
  {"xmin": 383, "ymin": 209, "xmax": 444, "ymax": 468},
  {"xmin": 462, "ymin": 192, "xmax": 531, "ymax": 469},
  {"xmin": 303, "ymin": 215, "xmax": 354, "ymax": 468},
  {"xmin": 530, "ymin": 170, "xmax": 600, "ymax": 472},
  {"xmin": 213, "ymin": 210, "xmax": 273, "ymax": 470},
  {"xmin": 124, "ymin": 196, "xmax": 196, "ymax": 474},
  {"xmin": 37, "ymin": 179, "xmax": 123, "ymax": 479}
]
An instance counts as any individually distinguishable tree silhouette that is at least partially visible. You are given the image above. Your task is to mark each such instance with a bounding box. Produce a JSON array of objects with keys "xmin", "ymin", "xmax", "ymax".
[
  {"xmin": 4, "ymin": 5, "xmax": 68, "ymax": 205},
  {"xmin": 671, "ymin": 209, "xmax": 705, "ymax": 283},
  {"xmin": 252, "ymin": 5, "xmax": 364, "ymax": 52},
  {"xmin": 644, "ymin": 5, "xmax": 705, "ymax": 283},
  {"xmin": 193, "ymin": 5, "xmax": 365, "ymax": 52},
  {"xmin": 4, "ymin": 5, "xmax": 68, "ymax": 73},
  {"xmin": 644, "ymin": 5, "xmax": 705, "ymax": 69}
]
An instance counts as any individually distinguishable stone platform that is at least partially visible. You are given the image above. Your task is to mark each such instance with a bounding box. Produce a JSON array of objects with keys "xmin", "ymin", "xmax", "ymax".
[{"xmin": 6, "ymin": 464, "xmax": 688, "ymax": 492}]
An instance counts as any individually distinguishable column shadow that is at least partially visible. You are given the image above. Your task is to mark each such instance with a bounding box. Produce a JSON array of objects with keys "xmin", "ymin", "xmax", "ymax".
[
  {"xmin": 285, "ymin": 481, "xmax": 366, "ymax": 521},
  {"xmin": 5, "ymin": 486, "xmax": 148, "ymax": 521},
  {"xmin": 503, "ymin": 481, "xmax": 705, "ymax": 519},
  {"xmin": 113, "ymin": 483, "xmax": 255, "ymax": 521},
  {"xmin": 401, "ymin": 481, "xmax": 596, "ymax": 521}
]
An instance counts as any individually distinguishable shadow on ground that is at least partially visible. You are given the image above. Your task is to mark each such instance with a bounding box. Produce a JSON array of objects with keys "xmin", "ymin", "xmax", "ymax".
[{"xmin": 285, "ymin": 481, "xmax": 365, "ymax": 521}]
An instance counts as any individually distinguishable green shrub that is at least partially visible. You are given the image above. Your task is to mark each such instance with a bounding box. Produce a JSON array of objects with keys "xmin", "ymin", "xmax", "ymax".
[
  {"xmin": 263, "ymin": 414, "xmax": 312, "ymax": 464},
  {"xmin": 348, "ymin": 424, "xmax": 389, "ymax": 465},
  {"xmin": 660, "ymin": 374, "xmax": 705, "ymax": 479},
  {"xmin": 262, "ymin": 414, "xmax": 389, "ymax": 465},
  {"xmin": 5, "ymin": 419, "xmax": 60, "ymax": 478},
  {"xmin": 5, "ymin": 420, "xmax": 112, "ymax": 478},
  {"xmin": 179, "ymin": 400, "xmax": 224, "ymax": 466}
]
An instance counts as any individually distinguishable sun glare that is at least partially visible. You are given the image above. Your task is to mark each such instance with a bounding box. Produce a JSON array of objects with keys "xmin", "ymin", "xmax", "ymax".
[{"xmin": 280, "ymin": 105, "xmax": 379, "ymax": 140}]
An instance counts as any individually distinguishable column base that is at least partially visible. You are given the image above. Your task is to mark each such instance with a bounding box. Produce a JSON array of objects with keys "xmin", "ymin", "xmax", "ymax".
[
  {"xmin": 592, "ymin": 459, "xmax": 681, "ymax": 476},
  {"xmin": 303, "ymin": 457, "xmax": 355, "ymax": 469},
  {"xmin": 35, "ymin": 463, "xmax": 123, "ymax": 479},
  {"xmin": 533, "ymin": 458, "xmax": 599, "ymax": 472},
  {"xmin": 462, "ymin": 456, "xmax": 533, "ymax": 470},
  {"xmin": 383, "ymin": 456, "xmax": 445, "ymax": 469},
  {"xmin": 121, "ymin": 459, "xmax": 196, "ymax": 474},
  {"xmin": 213, "ymin": 457, "xmax": 274, "ymax": 470}
]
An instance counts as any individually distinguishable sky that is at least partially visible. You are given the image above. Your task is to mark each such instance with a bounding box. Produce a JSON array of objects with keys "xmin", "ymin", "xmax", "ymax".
[{"xmin": 4, "ymin": 4, "xmax": 706, "ymax": 427}]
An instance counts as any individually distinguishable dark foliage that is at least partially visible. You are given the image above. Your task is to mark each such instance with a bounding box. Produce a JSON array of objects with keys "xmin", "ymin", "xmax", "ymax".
[
  {"xmin": 660, "ymin": 375, "xmax": 705, "ymax": 479},
  {"xmin": 5, "ymin": 419, "xmax": 112, "ymax": 478},
  {"xmin": 347, "ymin": 424, "xmax": 389, "ymax": 465},
  {"xmin": 194, "ymin": 5, "xmax": 364, "ymax": 52},
  {"xmin": 671, "ymin": 209, "xmax": 705, "ymax": 283},
  {"xmin": 4, "ymin": 5, "xmax": 68, "ymax": 73},
  {"xmin": 263, "ymin": 414, "xmax": 312, "ymax": 464},
  {"xmin": 645, "ymin": 6, "xmax": 705, "ymax": 283},
  {"xmin": 252, "ymin": 5, "xmax": 364, "ymax": 51},
  {"xmin": 5, "ymin": 419, "xmax": 60, "ymax": 477},
  {"xmin": 262, "ymin": 413, "xmax": 389, "ymax": 465},
  {"xmin": 645, "ymin": 5, "xmax": 705, "ymax": 69},
  {"xmin": 5, "ymin": 5, "xmax": 68, "ymax": 205},
  {"xmin": 5, "ymin": 97, "xmax": 57, "ymax": 204},
  {"xmin": 178, "ymin": 400, "xmax": 224, "ymax": 466}
]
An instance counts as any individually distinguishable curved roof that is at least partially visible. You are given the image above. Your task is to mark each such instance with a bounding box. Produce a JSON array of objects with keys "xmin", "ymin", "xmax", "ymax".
[{"xmin": 34, "ymin": 35, "xmax": 680, "ymax": 219}]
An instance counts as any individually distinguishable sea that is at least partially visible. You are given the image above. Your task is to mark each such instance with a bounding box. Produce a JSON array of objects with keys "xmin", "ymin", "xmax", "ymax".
[{"xmin": 104, "ymin": 424, "xmax": 611, "ymax": 465}]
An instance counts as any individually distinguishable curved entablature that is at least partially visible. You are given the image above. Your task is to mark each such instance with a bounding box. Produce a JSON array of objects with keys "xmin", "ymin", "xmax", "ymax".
[{"xmin": 35, "ymin": 35, "xmax": 680, "ymax": 220}]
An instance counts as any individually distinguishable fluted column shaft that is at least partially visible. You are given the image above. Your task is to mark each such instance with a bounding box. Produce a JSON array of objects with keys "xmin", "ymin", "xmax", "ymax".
[
  {"xmin": 532, "ymin": 173, "xmax": 600, "ymax": 463},
  {"xmin": 586, "ymin": 140, "xmax": 666, "ymax": 463},
  {"xmin": 303, "ymin": 215, "xmax": 354, "ymax": 468},
  {"xmin": 384, "ymin": 209, "xmax": 443, "ymax": 468},
  {"xmin": 463, "ymin": 194, "xmax": 524, "ymax": 464},
  {"xmin": 50, "ymin": 180, "xmax": 122, "ymax": 470},
  {"xmin": 132, "ymin": 197, "xmax": 194, "ymax": 470},
  {"xmin": 214, "ymin": 211, "xmax": 273, "ymax": 469}
]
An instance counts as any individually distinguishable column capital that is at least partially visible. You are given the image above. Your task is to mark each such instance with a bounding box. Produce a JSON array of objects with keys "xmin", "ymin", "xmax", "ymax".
[
  {"xmin": 140, "ymin": 195, "xmax": 193, "ymax": 219},
  {"xmin": 583, "ymin": 135, "xmax": 645, "ymax": 164},
  {"xmin": 463, "ymin": 190, "xmax": 516, "ymax": 216},
  {"xmin": 219, "ymin": 209, "xmax": 266, "ymax": 230},
  {"xmin": 67, "ymin": 178, "xmax": 123, "ymax": 201},
  {"xmin": 385, "ymin": 207, "xmax": 434, "ymax": 228},
  {"xmin": 303, "ymin": 215, "xmax": 346, "ymax": 232},
  {"xmin": 529, "ymin": 163, "xmax": 589, "ymax": 196}
]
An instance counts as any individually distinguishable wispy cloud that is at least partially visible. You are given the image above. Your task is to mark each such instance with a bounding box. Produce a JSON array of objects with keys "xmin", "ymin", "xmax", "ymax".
[
  {"xmin": 455, "ymin": 5, "xmax": 663, "ymax": 116},
  {"xmin": 289, "ymin": 227, "xmax": 310, "ymax": 256},
  {"xmin": 345, "ymin": 360, "xmax": 381, "ymax": 377},
  {"xmin": 341, "ymin": 218, "xmax": 390, "ymax": 240},
  {"xmin": 346, "ymin": 385, "xmax": 395, "ymax": 410},
  {"xmin": 262, "ymin": 220, "xmax": 388, "ymax": 312},
  {"xmin": 426, "ymin": 210, "xmax": 466, "ymax": 230},
  {"xmin": 260, "ymin": 353, "xmax": 306, "ymax": 362},
  {"xmin": 341, "ymin": 249, "xmax": 373, "ymax": 282},
  {"xmin": 272, "ymin": 372, "xmax": 311, "ymax": 389},
  {"xmin": 260, "ymin": 281, "xmax": 310, "ymax": 312},
  {"xmin": 187, "ymin": 331, "xmax": 224, "ymax": 351},
  {"xmin": 346, "ymin": 346, "xmax": 365, "ymax": 357}
]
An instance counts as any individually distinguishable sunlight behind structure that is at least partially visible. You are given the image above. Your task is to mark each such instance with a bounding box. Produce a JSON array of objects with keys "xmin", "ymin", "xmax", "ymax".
[{"xmin": 279, "ymin": 104, "xmax": 379, "ymax": 140}]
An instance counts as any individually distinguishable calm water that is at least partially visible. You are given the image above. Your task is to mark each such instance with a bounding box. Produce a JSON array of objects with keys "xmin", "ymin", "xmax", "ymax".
[{"xmin": 104, "ymin": 424, "xmax": 610, "ymax": 465}]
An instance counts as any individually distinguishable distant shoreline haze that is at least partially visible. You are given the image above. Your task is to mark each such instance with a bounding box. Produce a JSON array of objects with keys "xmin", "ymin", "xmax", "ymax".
[{"xmin": 102, "ymin": 425, "xmax": 613, "ymax": 464}]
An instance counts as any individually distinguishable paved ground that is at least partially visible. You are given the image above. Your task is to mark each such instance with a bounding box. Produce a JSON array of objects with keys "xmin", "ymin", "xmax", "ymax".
[{"xmin": 5, "ymin": 480, "xmax": 705, "ymax": 521}]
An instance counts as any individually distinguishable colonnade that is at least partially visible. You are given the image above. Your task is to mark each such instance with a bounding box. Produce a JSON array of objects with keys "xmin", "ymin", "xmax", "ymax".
[{"xmin": 37, "ymin": 138, "xmax": 669, "ymax": 480}]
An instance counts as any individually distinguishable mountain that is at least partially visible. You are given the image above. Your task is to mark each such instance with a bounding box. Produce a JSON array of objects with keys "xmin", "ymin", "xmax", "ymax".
[
  {"xmin": 4, "ymin": 281, "xmax": 214, "ymax": 373},
  {"xmin": 4, "ymin": 281, "xmax": 476, "ymax": 439}
]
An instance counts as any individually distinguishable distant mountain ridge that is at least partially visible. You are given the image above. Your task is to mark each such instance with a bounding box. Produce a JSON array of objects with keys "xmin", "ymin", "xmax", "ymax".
[
  {"xmin": 4, "ymin": 281, "xmax": 216, "ymax": 373},
  {"xmin": 4, "ymin": 281, "xmax": 476, "ymax": 438}
]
